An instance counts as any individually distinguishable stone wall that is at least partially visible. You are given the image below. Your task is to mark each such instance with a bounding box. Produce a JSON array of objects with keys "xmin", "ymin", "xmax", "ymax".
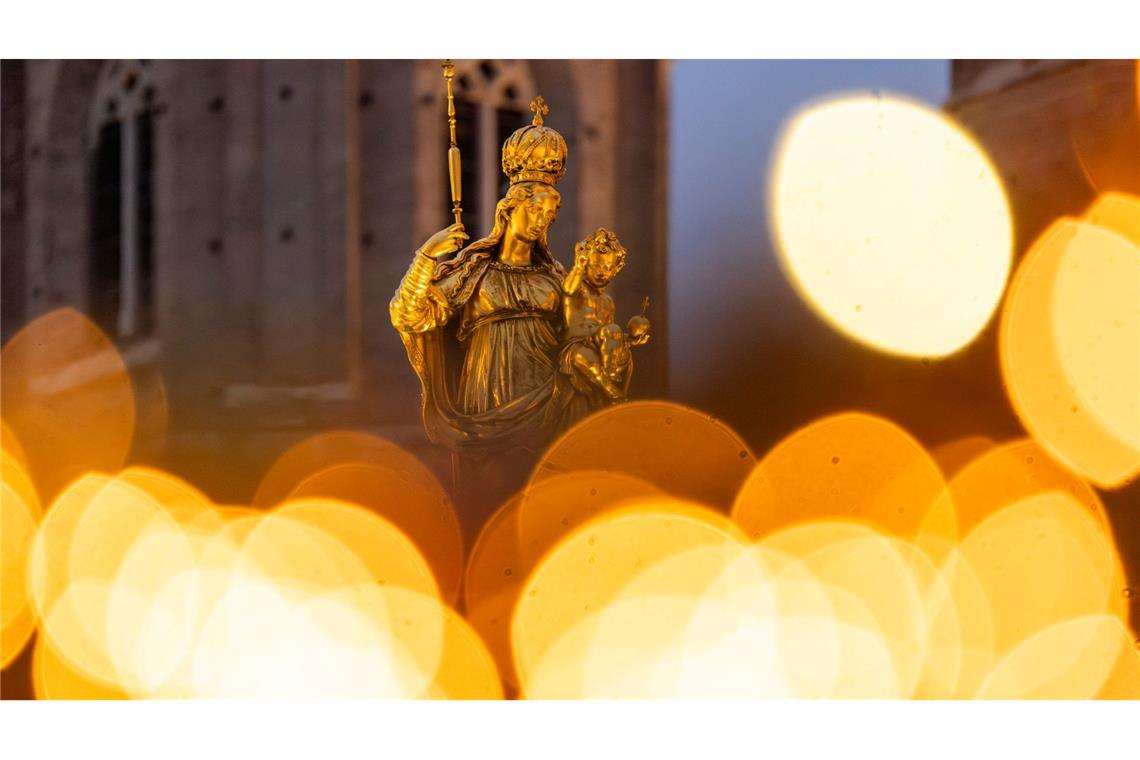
[{"xmin": 948, "ymin": 59, "xmax": 1140, "ymax": 255}]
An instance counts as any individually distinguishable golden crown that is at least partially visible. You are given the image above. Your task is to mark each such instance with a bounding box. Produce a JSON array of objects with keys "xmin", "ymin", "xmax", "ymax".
[{"xmin": 501, "ymin": 96, "xmax": 568, "ymax": 187}]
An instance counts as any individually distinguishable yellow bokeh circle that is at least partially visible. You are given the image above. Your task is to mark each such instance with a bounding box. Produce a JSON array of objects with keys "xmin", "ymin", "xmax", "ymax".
[{"xmin": 771, "ymin": 93, "xmax": 1012, "ymax": 358}]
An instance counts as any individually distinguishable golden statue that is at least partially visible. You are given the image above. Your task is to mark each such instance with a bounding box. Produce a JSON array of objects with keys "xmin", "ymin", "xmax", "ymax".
[{"xmin": 390, "ymin": 65, "xmax": 651, "ymax": 504}]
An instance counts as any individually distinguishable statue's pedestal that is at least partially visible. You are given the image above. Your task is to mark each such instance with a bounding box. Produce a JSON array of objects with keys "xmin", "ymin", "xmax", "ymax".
[{"xmin": 452, "ymin": 445, "xmax": 539, "ymax": 539}]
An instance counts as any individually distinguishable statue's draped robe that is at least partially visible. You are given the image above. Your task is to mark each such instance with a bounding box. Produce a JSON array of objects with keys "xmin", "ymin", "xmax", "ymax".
[{"xmin": 392, "ymin": 242, "xmax": 574, "ymax": 453}]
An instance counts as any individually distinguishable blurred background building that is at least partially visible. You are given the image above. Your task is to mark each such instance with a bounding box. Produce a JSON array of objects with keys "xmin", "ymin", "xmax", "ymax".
[
  {"xmin": 949, "ymin": 60, "xmax": 1139, "ymax": 253},
  {"xmin": 1, "ymin": 60, "xmax": 670, "ymax": 501}
]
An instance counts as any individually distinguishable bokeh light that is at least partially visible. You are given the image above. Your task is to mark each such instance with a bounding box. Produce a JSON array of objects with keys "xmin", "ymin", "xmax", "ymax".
[
  {"xmin": 287, "ymin": 462, "xmax": 463, "ymax": 602},
  {"xmin": 732, "ymin": 411, "xmax": 954, "ymax": 541},
  {"xmin": 3, "ymin": 393, "xmax": 1136, "ymax": 699},
  {"xmin": 10, "ymin": 447, "xmax": 489, "ymax": 698},
  {"xmin": 424, "ymin": 605, "xmax": 504, "ymax": 700},
  {"xmin": 103, "ymin": 517, "xmax": 204, "ymax": 695},
  {"xmin": 946, "ymin": 438, "xmax": 1129, "ymax": 624},
  {"xmin": 1, "ymin": 308, "xmax": 136, "ymax": 502},
  {"xmin": 2, "ymin": 453, "xmax": 39, "ymax": 667},
  {"xmin": 519, "ymin": 512, "xmax": 941, "ymax": 698},
  {"xmin": 948, "ymin": 438, "xmax": 1111, "ymax": 533},
  {"xmin": 30, "ymin": 474, "xmax": 176, "ymax": 686},
  {"xmin": 1, "ymin": 419, "xmax": 31, "ymax": 471},
  {"xmin": 461, "ymin": 471, "xmax": 668, "ymax": 694},
  {"xmin": 185, "ymin": 580, "xmax": 442, "ymax": 699},
  {"xmin": 957, "ymin": 492, "xmax": 1119, "ymax": 657},
  {"xmin": 512, "ymin": 499, "xmax": 748, "ymax": 696},
  {"xmin": 33, "ymin": 634, "xmax": 127, "ymax": 700},
  {"xmin": 929, "ymin": 435, "xmax": 998, "ymax": 480},
  {"xmin": 463, "ymin": 492, "xmax": 527, "ymax": 693},
  {"xmin": 1067, "ymin": 85, "xmax": 1140, "ymax": 200},
  {"xmin": 529, "ymin": 401, "xmax": 755, "ymax": 508},
  {"xmin": 515, "ymin": 470, "xmax": 664, "ymax": 568},
  {"xmin": 267, "ymin": 498, "xmax": 440, "ymax": 599},
  {"xmin": 1084, "ymin": 192, "xmax": 1140, "ymax": 246},
  {"xmin": 117, "ymin": 466, "xmax": 216, "ymax": 525},
  {"xmin": 251, "ymin": 431, "xmax": 463, "ymax": 602},
  {"xmin": 768, "ymin": 526, "xmax": 928, "ymax": 696},
  {"xmin": 1000, "ymin": 218, "xmax": 1140, "ymax": 488},
  {"xmin": 508, "ymin": 406, "xmax": 1138, "ymax": 699},
  {"xmin": 253, "ymin": 430, "xmax": 444, "ymax": 508},
  {"xmin": 976, "ymin": 615, "xmax": 1140, "ymax": 699},
  {"xmin": 770, "ymin": 93, "xmax": 1012, "ymax": 358}
]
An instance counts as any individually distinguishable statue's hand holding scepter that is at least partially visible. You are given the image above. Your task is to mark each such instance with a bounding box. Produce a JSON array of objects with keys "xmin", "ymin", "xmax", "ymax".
[
  {"xmin": 421, "ymin": 60, "xmax": 468, "ymax": 261},
  {"xmin": 392, "ymin": 60, "xmax": 469, "ymax": 329},
  {"xmin": 420, "ymin": 223, "xmax": 469, "ymax": 260}
]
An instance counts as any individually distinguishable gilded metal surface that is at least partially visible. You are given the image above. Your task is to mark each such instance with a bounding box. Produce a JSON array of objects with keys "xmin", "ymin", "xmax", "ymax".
[
  {"xmin": 561, "ymin": 229, "xmax": 650, "ymax": 405},
  {"xmin": 391, "ymin": 92, "xmax": 649, "ymax": 454},
  {"xmin": 441, "ymin": 60, "xmax": 463, "ymax": 226}
]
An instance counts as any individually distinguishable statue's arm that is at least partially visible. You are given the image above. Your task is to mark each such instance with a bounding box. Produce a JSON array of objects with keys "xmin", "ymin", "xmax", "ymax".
[
  {"xmin": 563, "ymin": 244, "xmax": 586, "ymax": 296},
  {"xmin": 563, "ymin": 261, "xmax": 583, "ymax": 296},
  {"xmin": 390, "ymin": 250, "xmax": 448, "ymax": 333},
  {"xmin": 390, "ymin": 224, "xmax": 467, "ymax": 333},
  {"xmin": 627, "ymin": 296, "xmax": 651, "ymax": 345}
]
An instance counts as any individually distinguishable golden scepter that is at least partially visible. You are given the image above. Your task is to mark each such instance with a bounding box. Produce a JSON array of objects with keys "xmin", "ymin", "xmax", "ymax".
[
  {"xmin": 442, "ymin": 60, "xmax": 462, "ymax": 226},
  {"xmin": 440, "ymin": 60, "xmax": 465, "ymax": 496}
]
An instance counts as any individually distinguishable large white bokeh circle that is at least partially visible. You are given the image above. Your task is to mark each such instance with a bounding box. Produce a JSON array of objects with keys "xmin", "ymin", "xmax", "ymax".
[{"xmin": 771, "ymin": 93, "xmax": 1012, "ymax": 358}]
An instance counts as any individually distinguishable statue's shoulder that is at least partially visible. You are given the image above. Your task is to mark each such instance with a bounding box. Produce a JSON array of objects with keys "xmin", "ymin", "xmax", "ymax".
[
  {"xmin": 431, "ymin": 243, "xmax": 494, "ymax": 306},
  {"xmin": 432, "ymin": 242, "xmax": 491, "ymax": 280}
]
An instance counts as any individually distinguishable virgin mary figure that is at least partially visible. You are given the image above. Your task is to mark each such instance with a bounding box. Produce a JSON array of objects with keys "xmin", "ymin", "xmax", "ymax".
[{"xmin": 390, "ymin": 100, "xmax": 575, "ymax": 465}]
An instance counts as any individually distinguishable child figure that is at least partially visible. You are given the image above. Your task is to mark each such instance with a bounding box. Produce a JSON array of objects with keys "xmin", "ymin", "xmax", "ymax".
[{"xmin": 560, "ymin": 228, "xmax": 651, "ymax": 407}]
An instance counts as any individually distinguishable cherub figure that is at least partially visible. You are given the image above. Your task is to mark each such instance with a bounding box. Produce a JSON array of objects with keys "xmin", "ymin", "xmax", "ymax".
[{"xmin": 559, "ymin": 228, "xmax": 651, "ymax": 407}]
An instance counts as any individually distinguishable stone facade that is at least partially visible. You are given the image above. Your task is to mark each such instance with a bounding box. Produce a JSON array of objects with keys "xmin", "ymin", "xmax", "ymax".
[
  {"xmin": 948, "ymin": 60, "xmax": 1140, "ymax": 254},
  {"xmin": 1, "ymin": 60, "xmax": 671, "ymax": 502}
]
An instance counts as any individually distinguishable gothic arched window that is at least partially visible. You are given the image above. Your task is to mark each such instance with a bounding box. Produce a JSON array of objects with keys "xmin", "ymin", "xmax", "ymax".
[
  {"xmin": 89, "ymin": 60, "xmax": 157, "ymax": 342},
  {"xmin": 446, "ymin": 60, "xmax": 535, "ymax": 234}
]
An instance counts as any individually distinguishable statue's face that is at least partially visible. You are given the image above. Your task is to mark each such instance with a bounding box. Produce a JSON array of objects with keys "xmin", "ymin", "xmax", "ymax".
[
  {"xmin": 585, "ymin": 248, "xmax": 624, "ymax": 288},
  {"xmin": 508, "ymin": 189, "xmax": 559, "ymax": 244}
]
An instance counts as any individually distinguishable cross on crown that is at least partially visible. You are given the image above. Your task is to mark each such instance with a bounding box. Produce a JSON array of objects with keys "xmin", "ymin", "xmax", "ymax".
[{"xmin": 529, "ymin": 96, "xmax": 549, "ymax": 126}]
